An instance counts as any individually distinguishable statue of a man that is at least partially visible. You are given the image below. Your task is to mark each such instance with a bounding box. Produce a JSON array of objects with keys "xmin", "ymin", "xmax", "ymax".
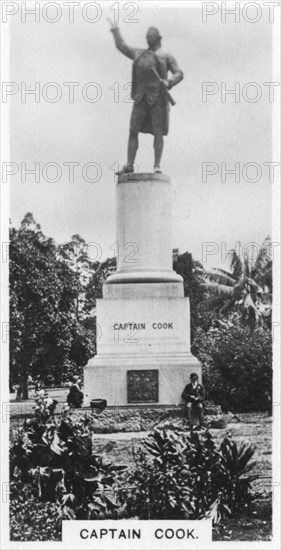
[{"xmin": 109, "ymin": 21, "xmax": 184, "ymax": 175}]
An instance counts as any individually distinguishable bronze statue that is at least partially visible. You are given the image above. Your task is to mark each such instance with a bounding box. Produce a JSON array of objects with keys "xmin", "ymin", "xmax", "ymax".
[{"xmin": 109, "ymin": 21, "xmax": 184, "ymax": 174}]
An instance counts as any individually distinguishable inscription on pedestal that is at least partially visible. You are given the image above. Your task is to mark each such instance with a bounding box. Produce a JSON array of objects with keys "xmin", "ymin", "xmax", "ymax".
[{"xmin": 127, "ymin": 370, "xmax": 159, "ymax": 403}]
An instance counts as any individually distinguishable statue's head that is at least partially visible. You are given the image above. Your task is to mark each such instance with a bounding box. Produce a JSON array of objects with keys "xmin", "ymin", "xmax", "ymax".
[{"xmin": 146, "ymin": 27, "xmax": 162, "ymax": 48}]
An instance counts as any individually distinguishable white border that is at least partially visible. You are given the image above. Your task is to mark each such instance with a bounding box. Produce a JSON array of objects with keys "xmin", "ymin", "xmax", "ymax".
[{"xmin": 1, "ymin": 1, "xmax": 280, "ymax": 549}]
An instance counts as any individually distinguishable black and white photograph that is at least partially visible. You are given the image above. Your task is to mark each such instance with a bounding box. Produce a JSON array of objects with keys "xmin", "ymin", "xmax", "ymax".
[{"xmin": 0, "ymin": 1, "xmax": 280, "ymax": 548}]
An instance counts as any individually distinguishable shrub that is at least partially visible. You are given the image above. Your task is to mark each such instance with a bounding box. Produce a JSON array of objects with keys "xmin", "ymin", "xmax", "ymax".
[
  {"xmin": 10, "ymin": 391, "xmax": 127, "ymax": 538},
  {"xmin": 118, "ymin": 427, "xmax": 257, "ymax": 522},
  {"xmin": 192, "ymin": 315, "xmax": 272, "ymax": 412}
]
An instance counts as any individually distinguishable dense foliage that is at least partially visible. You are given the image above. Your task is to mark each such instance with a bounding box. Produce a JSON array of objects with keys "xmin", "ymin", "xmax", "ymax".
[
  {"xmin": 201, "ymin": 237, "xmax": 272, "ymax": 329},
  {"xmin": 10, "ymin": 215, "xmax": 99, "ymax": 395},
  {"xmin": 10, "ymin": 393, "xmax": 127, "ymax": 533},
  {"xmin": 10, "ymin": 481, "xmax": 62, "ymax": 541},
  {"xmin": 174, "ymin": 248, "xmax": 272, "ymax": 413},
  {"xmin": 192, "ymin": 314, "xmax": 272, "ymax": 412},
  {"xmin": 118, "ymin": 426, "xmax": 257, "ymax": 522}
]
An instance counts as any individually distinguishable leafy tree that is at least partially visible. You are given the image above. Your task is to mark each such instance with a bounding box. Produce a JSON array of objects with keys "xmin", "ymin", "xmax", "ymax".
[
  {"xmin": 173, "ymin": 252, "xmax": 207, "ymax": 339},
  {"xmin": 85, "ymin": 256, "xmax": 117, "ymax": 312},
  {"xmin": 58, "ymin": 235, "xmax": 94, "ymax": 321},
  {"xmin": 9, "ymin": 214, "xmax": 95, "ymax": 396}
]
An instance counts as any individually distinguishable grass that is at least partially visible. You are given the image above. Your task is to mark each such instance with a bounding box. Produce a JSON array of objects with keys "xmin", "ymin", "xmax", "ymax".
[{"xmin": 213, "ymin": 498, "xmax": 272, "ymax": 541}]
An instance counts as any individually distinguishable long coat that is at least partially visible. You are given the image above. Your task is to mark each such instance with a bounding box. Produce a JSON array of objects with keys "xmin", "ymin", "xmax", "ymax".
[
  {"xmin": 182, "ymin": 383, "xmax": 205, "ymax": 403},
  {"xmin": 67, "ymin": 384, "xmax": 83, "ymax": 408},
  {"xmin": 111, "ymin": 28, "xmax": 183, "ymax": 135}
]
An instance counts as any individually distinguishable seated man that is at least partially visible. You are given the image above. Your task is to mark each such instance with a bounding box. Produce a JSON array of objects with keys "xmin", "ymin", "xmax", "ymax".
[{"xmin": 182, "ymin": 373, "xmax": 206, "ymax": 427}]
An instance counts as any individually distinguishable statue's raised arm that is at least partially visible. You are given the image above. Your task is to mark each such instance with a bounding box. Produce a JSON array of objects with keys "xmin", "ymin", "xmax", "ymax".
[{"xmin": 108, "ymin": 18, "xmax": 137, "ymax": 60}]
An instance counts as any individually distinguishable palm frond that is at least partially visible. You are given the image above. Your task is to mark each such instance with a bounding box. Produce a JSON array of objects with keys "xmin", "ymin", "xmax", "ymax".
[
  {"xmin": 220, "ymin": 298, "xmax": 237, "ymax": 315},
  {"xmin": 260, "ymin": 267, "xmax": 272, "ymax": 291},
  {"xmin": 201, "ymin": 282, "xmax": 235, "ymax": 298},
  {"xmin": 203, "ymin": 268, "xmax": 236, "ymax": 287},
  {"xmin": 243, "ymin": 277, "xmax": 261, "ymax": 292},
  {"xmin": 229, "ymin": 249, "xmax": 243, "ymax": 279},
  {"xmin": 242, "ymin": 293, "xmax": 257, "ymax": 310},
  {"xmin": 211, "ymin": 267, "xmax": 236, "ymax": 279},
  {"xmin": 243, "ymin": 254, "xmax": 252, "ymax": 278},
  {"xmin": 254, "ymin": 236, "xmax": 272, "ymax": 273},
  {"xmin": 254, "ymin": 263, "xmax": 272, "ymax": 290}
]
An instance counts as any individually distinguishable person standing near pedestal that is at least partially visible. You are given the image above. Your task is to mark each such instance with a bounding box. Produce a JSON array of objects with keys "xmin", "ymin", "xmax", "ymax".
[{"xmin": 108, "ymin": 20, "xmax": 184, "ymax": 174}]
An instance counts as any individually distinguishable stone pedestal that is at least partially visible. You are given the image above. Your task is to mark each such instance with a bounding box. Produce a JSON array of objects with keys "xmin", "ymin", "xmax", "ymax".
[
  {"xmin": 84, "ymin": 173, "xmax": 201, "ymax": 407},
  {"xmin": 105, "ymin": 173, "xmax": 182, "ymax": 284}
]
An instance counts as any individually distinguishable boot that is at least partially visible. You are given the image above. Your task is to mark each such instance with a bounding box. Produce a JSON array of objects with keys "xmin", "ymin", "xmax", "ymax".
[{"xmin": 116, "ymin": 163, "xmax": 134, "ymax": 176}]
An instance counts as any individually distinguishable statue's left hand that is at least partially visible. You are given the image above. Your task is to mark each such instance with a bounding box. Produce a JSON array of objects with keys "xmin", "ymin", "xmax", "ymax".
[{"xmin": 160, "ymin": 79, "xmax": 169, "ymax": 90}]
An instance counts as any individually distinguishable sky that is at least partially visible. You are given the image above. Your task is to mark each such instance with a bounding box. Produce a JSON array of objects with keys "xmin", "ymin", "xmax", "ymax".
[{"xmin": 8, "ymin": 1, "xmax": 275, "ymax": 269}]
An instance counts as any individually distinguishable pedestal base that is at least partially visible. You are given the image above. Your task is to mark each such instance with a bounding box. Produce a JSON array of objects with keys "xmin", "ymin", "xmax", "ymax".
[
  {"xmin": 84, "ymin": 353, "xmax": 201, "ymax": 406},
  {"xmin": 84, "ymin": 292, "xmax": 201, "ymax": 406}
]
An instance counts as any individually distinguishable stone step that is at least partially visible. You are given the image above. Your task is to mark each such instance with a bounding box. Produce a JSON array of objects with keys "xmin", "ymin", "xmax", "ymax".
[{"xmin": 90, "ymin": 401, "xmax": 222, "ymax": 416}]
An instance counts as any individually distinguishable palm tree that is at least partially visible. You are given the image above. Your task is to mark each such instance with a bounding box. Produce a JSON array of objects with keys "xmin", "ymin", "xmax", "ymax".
[{"xmin": 201, "ymin": 236, "xmax": 272, "ymax": 328}]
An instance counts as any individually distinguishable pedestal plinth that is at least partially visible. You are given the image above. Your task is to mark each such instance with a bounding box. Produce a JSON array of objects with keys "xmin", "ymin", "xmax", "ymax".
[
  {"xmin": 105, "ymin": 173, "xmax": 182, "ymax": 285},
  {"xmin": 84, "ymin": 173, "xmax": 201, "ymax": 407}
]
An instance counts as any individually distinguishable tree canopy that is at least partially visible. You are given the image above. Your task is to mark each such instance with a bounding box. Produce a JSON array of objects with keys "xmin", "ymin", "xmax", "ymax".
[{"xmin": 10, "ymin": 214, "xmax": 96, "ymax": 396}]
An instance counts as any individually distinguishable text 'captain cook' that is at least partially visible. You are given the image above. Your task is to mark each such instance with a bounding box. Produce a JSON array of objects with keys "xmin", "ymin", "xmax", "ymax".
[{"xmin": 109, "ymin": 20, "xmax": 184, "ymax": 175}]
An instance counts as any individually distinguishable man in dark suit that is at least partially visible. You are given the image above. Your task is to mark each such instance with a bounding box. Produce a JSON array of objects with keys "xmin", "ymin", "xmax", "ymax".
[
  {"xmin": 66, "ymin": 376, "xmax": 83, "ymax": 408},
  {"xmin": 182, "ymin": 373, "xmax": 206, "ymax": 427}
]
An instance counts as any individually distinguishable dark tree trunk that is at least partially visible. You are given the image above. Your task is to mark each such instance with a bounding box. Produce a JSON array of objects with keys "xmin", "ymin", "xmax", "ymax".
[
  {"xmin": 21, "ymin": 356, "xmax": 29, "ymax": 400},
  {"xmin": 53, "ymin": 370, "xmax": 61, "ymax": 387},
  {"xmin": 22, "ymin": 376, "xmax": 28, "ymax": 400}
]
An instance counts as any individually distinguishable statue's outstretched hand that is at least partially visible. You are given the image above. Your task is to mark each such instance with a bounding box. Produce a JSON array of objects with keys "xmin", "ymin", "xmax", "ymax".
[{"xmin": 107, "ymin": 17, "xmax": 119, "ymax": 31}]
